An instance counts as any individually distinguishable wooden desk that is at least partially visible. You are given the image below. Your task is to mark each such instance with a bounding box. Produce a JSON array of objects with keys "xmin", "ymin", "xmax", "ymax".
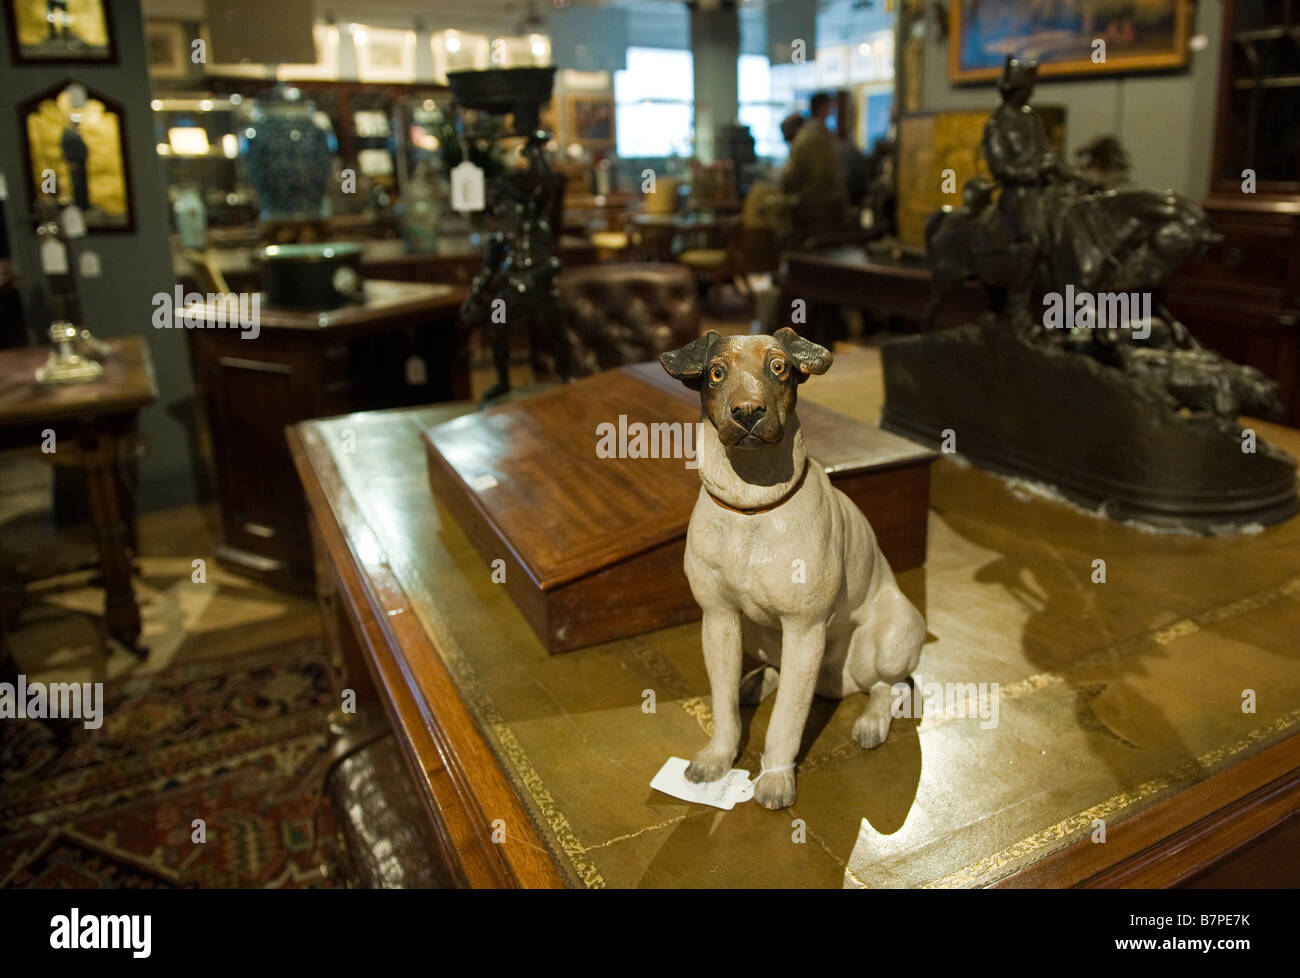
[
  {"xmin": 0, "ymin": 337, "xmax": 157, "ymax": 654},
  {"xmin": 291, "ymin": 346, "xmax": 1300, "ymax": 888},
  {"xmin": 186, "ymin": 280, "xmax": 468, "ymax": 591},
  {"xmin": 781, "ymin": 245, "xmax": 987, "ymax": 343}
]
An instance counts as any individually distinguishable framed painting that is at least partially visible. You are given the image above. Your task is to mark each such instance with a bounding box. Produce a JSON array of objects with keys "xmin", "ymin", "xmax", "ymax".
[
  {"xmin": 950, "ymin": 0, "xmax": 1191, "ymax": 83},
  {"xmin": 19, "ymin": 80, "xmax": 134, "ymax": 232},
  {"xmin": 145, "ymin": 20, "xmax": 187, "ymax": 80},
  {"xmin": 4, "ymin": 0, "xmax": 116, "ymax": 64},
  {"xmin": 355, "ymin": 27, "xmax": 417, "ymax": 83},
  {"xmin": 566, "ymin": 94, "xmax": 614, "ymax": 149}
]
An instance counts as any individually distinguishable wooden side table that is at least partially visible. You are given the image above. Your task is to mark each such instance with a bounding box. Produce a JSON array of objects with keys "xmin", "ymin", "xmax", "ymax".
[{"xmin": 0, "ymin": 336, "xmax": 158, "ymax": 655}]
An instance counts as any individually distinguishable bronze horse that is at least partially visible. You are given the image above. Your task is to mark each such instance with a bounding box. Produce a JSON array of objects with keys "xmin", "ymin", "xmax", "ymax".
[{"xmin": 923, "ymin": 177, "xmax": 1222, "ymax": 339}]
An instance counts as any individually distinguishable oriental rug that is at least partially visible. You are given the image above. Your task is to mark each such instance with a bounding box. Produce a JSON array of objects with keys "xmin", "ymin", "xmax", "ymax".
[{"xmin": 0, "ymin": 638, "xmax": 341, "ymax": 888}]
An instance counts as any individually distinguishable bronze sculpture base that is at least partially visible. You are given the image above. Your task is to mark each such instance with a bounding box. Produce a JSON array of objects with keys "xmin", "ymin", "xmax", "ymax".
[{"xmin": 881, "ymin": 324, "xmax": 1299, "ymax": 531}]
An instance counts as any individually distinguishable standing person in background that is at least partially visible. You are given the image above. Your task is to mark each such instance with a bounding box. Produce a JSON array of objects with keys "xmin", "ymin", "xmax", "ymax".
[
  {"xmin": 835, "ymin": 98, "xmax": 870, "ymax": 208},
  {"xmin": 780, "ymin": 92, "xmax": 847, "ymax": 228}
]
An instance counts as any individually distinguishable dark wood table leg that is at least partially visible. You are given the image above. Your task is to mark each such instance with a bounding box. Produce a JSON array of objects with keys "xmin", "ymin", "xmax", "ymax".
[{"xmin": 74, "ymin": 419, "xmax": 146, "ymax": 657}]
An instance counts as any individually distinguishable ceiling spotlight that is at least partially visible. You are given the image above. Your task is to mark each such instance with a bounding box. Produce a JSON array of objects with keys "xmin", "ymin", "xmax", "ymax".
[{"xmin": 446, "ymin": 33, "xmax": 461, "ymax": 52}]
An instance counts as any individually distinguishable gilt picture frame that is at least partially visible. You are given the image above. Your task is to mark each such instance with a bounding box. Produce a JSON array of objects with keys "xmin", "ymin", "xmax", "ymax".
[
  {"xmin": 18, "ymin": 79, "xmax": 135, "ymax": 232},
  {"xmin": 950, "ymin": 0, "xmax": 1191, "ymax": 84},
  {"xmin": 4, "ymin": 0, "xmax": 116, "ymax": 65}
]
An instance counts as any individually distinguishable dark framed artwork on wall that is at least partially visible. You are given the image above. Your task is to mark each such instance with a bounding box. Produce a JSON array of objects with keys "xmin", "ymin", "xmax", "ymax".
[
  {"xmin": 19, "ymin": 80, "xmax": 135, "ymax": 232},
  {"xmin": 4, "ymin": 0, "xmax": 117, "ymax": 65},
  {"xmin": 145, "ymin": 19, "xmax": 188, "ymax": 80},
  {"xmin": 950, "ymin": 0, "xmax": 1191, "ymax": 83}
]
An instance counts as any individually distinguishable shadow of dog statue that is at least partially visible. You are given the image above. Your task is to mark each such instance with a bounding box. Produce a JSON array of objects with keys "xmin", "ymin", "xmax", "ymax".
[{"xmin": 659, "ymin": 328, "xmax": 927, "ymax": 810}]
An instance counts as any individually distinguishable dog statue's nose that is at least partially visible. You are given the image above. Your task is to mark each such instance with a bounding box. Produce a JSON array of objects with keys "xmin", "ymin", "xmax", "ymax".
[{"xmin": 731, "ymin": 402, "xmax": 766, "ymax": 431}]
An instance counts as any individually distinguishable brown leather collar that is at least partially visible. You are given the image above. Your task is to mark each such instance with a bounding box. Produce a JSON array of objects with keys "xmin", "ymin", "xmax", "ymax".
[{"xmin": 707, "ymin": 461, "xmax": 810, "ymax": 516}]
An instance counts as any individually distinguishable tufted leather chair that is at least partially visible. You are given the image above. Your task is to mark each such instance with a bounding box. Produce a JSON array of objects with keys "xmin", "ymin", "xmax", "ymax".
[{"xmin": 536, "ymin": 263, "xmax": 701, "ymax": 378}]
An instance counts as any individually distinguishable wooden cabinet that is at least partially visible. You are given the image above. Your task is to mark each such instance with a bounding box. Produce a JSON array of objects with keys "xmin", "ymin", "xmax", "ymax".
[
  {"xmin": 187, "ymin": 281, "xmax": 468, "ymax": 590},
  {"xmin": 1165, "ymin": 196, "xmax": 1300, "ymax": 424},
  {"xmin": 1166, "ymin": 0, "xmax": 1300, "ymax": 426}
]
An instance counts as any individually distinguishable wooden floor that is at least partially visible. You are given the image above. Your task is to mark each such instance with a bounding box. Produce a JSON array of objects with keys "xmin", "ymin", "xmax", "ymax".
[{"xmin": 2, "ymin": 492, "xmax": 323, "ymax": 684}]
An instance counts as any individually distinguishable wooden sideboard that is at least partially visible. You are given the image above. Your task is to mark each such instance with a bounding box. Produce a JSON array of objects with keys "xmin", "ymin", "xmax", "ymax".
[
  {"xmin": 188, "ymin": 280, "xmax": 467, "ymax": 591},
  {"xmin": 291, "ymin": 346, "xmax": 1300, "ymax": 888},
  {"xmin": 1165, "ymin": 196, "xmax": 1300, "ymax": 427},
  {"xmin": 1162, "ymin": 0, "xmax": 1300, "ymax": 428},
  {"xmin": 175, "ymin": 235, "xmax": 598, "ymax": 296}
]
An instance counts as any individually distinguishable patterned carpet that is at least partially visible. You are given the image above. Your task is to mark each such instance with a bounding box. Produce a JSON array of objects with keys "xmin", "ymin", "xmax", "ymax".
[{"xmin": 0, "ymin": 637, "xmax": 342, "ymax": 888}]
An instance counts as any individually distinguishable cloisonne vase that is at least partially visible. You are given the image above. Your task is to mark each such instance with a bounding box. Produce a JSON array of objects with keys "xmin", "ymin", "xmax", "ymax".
[{"xmin": 240, "ymin": 85, "xmax": 337, "ymax": 222}]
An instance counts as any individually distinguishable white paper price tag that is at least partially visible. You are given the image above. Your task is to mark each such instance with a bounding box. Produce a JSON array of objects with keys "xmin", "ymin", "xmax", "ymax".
[
  {"xmin": 61, "ymin": 205, "xmax": 87, "ymax": 238},
  {"xmin": 404, "ymin": 354, "xmax": 428, "ymax": 386},
  {"xmin": 0, "ymin": 172, "xmax": 8, "ymax": 201},
  {"xmin": 649, "ymin": 756, "xmax": 755, "ymax": 810},
  {"xmin": 40, "ymin": 237, "xmax": 69, "ymax": 275},
  {"xmin": 79, "ymin": 250, "xmax": 101, "ymax": 278},
  {"xmin": 450, "ymin": 160, "xmax": 485, "ymax": 213}
]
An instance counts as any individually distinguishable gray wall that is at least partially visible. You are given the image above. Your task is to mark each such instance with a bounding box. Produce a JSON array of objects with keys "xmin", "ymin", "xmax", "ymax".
[
  {"xmin": 920, "ymin": 1, "xmax": 1222, "ymax": 197},
  {"xmin": 0, "ymin": 0, "xmax": 197, "ymax": 510}
]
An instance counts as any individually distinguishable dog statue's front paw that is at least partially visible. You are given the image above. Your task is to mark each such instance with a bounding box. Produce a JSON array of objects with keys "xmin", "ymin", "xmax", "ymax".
[
  {"xmin": 684, "ymin": 743, "xmax": 735, "ymax": 784},
  {"xmin": 852, "ymin": 712, "xmax": 892, "ymax": 750},
  {"xmin": 753, "ymin": 767, "xmax": 797, "ymax": 810}
]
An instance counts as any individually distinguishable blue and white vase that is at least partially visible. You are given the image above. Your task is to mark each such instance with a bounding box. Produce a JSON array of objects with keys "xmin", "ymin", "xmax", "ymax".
[{"xmin": 240, "ymin": 85, "xmax": 337, "ymax": 222}]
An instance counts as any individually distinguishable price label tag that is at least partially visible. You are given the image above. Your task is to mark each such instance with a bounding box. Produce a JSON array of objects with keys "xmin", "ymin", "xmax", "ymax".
[
  {"xmin": 79, "ymin": 250, "xmax": 101, "ymax": 278},
  {"xmin": 450, "ymin": 160, "xmax": 485, "ymax": 213},
  {"xmin": 649, "ymin": 757, "xmax": 755, "ymax": 810},
  {"xmin": 61, "ymin": 205, "xmax": 87, "ymax": 239},
  {"xmin": 40, "ymin": 237, "xmax": 69, "ymax": 275},
  {"xmin": 404, "ymin": 354, "xmax": 428, "ymax": 386},
  {"xmin": 0, "ymin": 172, "xmax": 8, "ymax": 201}
]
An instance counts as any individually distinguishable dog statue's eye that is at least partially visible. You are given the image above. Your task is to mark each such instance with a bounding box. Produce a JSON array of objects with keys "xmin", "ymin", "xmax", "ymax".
[
  {"xmin": 770, "ymin": 357, "xmax": 787, "ymax": 376},
  {"xmin": 709, "ymin": 365, "xmax": 725, "ymax": 383}
]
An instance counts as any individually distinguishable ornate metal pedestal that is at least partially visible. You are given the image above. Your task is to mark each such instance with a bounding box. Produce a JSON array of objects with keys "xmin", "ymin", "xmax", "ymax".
[{"xmin": 448, "ymin": 67, "xmax": 571, "ymax": 403}]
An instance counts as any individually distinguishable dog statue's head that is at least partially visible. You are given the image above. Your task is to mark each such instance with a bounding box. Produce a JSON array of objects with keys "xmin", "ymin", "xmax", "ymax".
[{"xmin": 659, "ymin": 328, "xmax": 833, "ymax": 448}]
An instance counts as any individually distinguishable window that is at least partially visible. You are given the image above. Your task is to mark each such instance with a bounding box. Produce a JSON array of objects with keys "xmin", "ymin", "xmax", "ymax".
[
  {"xmin": 738, "ymin": 54, "xmax": 784, "ymax": 159},
  {"xmin": 613, "ymin": 47, "xmax": 694, "ymax": 157}
]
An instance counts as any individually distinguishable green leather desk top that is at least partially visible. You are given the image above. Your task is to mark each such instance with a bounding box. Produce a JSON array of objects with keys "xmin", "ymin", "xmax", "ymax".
[{"xmin": 297, "ymin": 347, "xmax": 1300, "ymax": 887}]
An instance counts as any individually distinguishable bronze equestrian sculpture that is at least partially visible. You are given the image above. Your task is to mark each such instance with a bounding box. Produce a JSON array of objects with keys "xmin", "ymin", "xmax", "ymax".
[
  {"xmin": 881, "ymin": 56, "xmax": 1297, "ymax": 530},
  {"xmin": 924, "ymin": 58, "xmax": 1221, "ymax": 341}
]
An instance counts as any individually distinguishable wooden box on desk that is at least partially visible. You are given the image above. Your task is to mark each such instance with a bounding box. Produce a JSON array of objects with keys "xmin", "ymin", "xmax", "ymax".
[{"xmin": 421, "ymin": 363, "xmax": 935, "ymax": 652}]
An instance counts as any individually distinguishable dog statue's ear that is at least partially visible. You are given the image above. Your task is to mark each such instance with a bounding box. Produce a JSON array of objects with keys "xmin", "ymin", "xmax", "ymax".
[
  {"xmin": 774, "ymin": 327, "xmax": 833, "ymax": 381},
  {"xmin": 659, "ymin": 331, "xmax": 719, "ymax": 390}
]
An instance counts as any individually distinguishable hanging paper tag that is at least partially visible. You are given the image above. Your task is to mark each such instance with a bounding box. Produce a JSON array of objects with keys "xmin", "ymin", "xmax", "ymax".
[
  {"xmin": 79, "ymin": 250, "xmax": 101, "ymax": 278},
  {"xmin": 450, "ymin": 160, "xmax": 485, "ymax": 213},
  {"xmin": 404, "ymin": 354, "xmax": 427, "ymax": 386},
  {"xmin": 650, "ymin": 756, "xmax": 755, "ymax": 810},
  {"xmin": 61, "ymin": 205, "xmax": 87, "ymax": 238},
  {"xmin": 0, "ymin": 172, "xmax": 8, "ymax": 201},
  {"xmin": 40, "ymin": 237, "xmax": 69, "ymax": 275}
]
